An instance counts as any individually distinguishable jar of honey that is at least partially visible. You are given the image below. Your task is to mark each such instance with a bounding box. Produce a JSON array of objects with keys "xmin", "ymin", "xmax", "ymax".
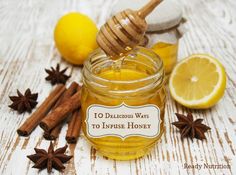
[
  {"xmin": 81, "ymin": 47, "xmax": 166, "ymax": 160},
  {"xmin": 112, "ymin": 0, "xmax": 185, "ymax": 77}
]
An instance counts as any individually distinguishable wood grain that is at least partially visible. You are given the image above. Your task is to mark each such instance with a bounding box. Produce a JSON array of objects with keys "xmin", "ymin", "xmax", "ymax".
[{"xmin": 0, "ymin": 0, "xmax": 235, "ymax": 174}]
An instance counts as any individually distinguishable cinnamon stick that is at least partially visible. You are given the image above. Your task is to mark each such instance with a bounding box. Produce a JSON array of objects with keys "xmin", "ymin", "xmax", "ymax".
[
  {"xmin": 66, "ymin": 109, "xmax": 82, "ymax": 143},
  {"xmin": 17, "ymin": 84, "xmax": 66, "ymax": 136},
  {"xmin": 40, "ymin": 86, "xmax": 82, "ymax": 132},
  {"xmin": 43, "ymin": 82, "xmax": 78, "ymax": 140},
  {"xmin": 43, "ymin": 124, "xmax": 63, "ymax": 140}
]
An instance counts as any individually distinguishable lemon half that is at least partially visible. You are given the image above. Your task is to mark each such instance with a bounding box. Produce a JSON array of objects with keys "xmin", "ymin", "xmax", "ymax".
[{"xmin": 169, "ymin": 54, "xmax": 226, "ymax": 109}]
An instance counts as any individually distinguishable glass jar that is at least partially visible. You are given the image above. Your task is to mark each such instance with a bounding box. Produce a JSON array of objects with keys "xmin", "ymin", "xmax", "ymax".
[
  {"xmin": 147, "ymin": 28, "xmax": 181, "ymax": 76},
  {"xmin": 81, "ymin": 47, "xmax": 166, "ymax": 160},
  {"xmin": 151, "ymin": 42, "xmax": 179, "ymax": 75}
]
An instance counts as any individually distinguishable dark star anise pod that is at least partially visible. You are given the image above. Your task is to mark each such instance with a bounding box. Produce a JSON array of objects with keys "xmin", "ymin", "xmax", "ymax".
[
  {"xmin": 27, "ymin": 142, "xmax": 72, "ymax": 173},
  {"xmin": 9, "ymin": 89, "xmax": 38, "ymax": 113},
  {"xmin": 172, "ymin": 113, "xmax": 211, "ymax": 140},
  {"xmin": 45, "ymin": 64, "xmax": 70, "ymax": 85}
]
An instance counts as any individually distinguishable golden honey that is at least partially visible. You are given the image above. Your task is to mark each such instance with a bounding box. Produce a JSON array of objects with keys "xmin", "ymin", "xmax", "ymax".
[
  {"xmin": 151, "ymin": 42, "xmax": 179, "ymax": 76},
  {"xmin": 81, "ymin": 47, "xmax": 166, "ymax": 160}
]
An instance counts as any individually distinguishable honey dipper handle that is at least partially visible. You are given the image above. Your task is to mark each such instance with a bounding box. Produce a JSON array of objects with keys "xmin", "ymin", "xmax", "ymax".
[{"xmin": 138, "ymin": 0, "xmax": 163, "ymax": 18}]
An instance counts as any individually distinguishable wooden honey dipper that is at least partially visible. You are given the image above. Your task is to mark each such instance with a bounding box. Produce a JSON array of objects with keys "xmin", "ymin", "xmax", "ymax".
[{"xmin": 97, "ymin": 0, "xmax": 164, "ymax": 58}]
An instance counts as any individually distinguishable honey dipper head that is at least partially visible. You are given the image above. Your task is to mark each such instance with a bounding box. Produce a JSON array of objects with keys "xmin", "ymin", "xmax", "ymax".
[{"xmin": 96, "ymin": 9, "xmax": 147, "ymax": 58}]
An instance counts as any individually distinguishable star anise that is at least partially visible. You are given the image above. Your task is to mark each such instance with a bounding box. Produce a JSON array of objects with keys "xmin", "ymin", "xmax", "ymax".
[
  {"xmin": 27, "ymin": 142, "xmax": 72, "ymax": 173},
  {"xmin": 9, "ymin": 89, "xmax": 38, "ymax": 113},
  {"xmin": 45, "ymin": 64, "xmax": 70, "ymax": 85},
  {"xmin": 172, "ymin": 113, "xmax": 211, "ymax": 140}
]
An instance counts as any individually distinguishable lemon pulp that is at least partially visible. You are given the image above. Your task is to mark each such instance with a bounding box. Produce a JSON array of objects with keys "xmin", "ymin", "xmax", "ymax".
[{"xmin": 169, "ymin": 54, "xmax": 226, "ymax": 109}]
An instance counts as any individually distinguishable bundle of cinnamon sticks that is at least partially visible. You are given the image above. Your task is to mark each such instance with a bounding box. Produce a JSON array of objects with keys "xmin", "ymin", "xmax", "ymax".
[{"xmin": 17, "ymin": 82, "xmax": 82, "ymax": 143}]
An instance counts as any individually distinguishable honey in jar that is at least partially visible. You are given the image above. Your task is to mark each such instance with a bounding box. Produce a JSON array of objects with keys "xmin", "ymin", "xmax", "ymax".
[
  {"xmin": 81, "ymin": 47, "xmax": 166, "ymax": 160},
  {"xmin": 151, "ymin": 41, "xmax": 179, "ymax": 75}
]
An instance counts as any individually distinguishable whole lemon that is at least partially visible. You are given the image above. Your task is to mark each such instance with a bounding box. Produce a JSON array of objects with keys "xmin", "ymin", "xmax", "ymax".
[{"xmin": 54, "ymin": 12, "xmax": 98, "ymax": 65}]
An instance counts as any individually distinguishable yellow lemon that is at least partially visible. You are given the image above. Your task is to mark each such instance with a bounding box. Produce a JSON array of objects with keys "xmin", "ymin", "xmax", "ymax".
[
  {"xmin": 54, "ymin": 12, "xmax": 98, "ymax": 65},
  {"xmin": 169, "ymin": 54, "xmax": 226, "ymax": 109}
]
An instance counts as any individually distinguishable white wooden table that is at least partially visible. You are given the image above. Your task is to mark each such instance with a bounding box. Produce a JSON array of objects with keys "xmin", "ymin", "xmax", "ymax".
[{"xmin": 0, "ymin": 0, "xmax": 236, "ymax": 174}]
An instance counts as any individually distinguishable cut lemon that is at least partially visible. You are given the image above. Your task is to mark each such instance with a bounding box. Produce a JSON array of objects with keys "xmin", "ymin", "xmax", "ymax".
[{"xmin": 169, "ymin": 54, "xmax": 226, "ymax": 109}]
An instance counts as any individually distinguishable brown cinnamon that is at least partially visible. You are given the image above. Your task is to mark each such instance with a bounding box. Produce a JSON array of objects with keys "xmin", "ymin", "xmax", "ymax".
[
  {"xmin": 43, "ymin": 82, "xmax": 78, "ymax": 140},
  {"xmin": 66, "ymin": 109, "xmax": 82, "ymax": 143},
  {"xmin": 43, "ymin": 125, "xmax": 63, "ymax": 140},
  {"xmin": 17, "ymin": 84, "xmax": 66, "ymax": 136},
  {"xmin": 40, "ymin": 86, "xmax": 82, "ymax": 132}
]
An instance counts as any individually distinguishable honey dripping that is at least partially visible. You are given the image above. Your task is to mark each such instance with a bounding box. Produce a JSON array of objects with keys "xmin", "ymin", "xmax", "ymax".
[
  {"xmin": 97, "ymin": 0, "xmax": 163, "ymax": 58},
  {"xmin": 81, "ymin": 47, "xmax": 166, "ymax": 160},
  {"xmin": 81, "ymin": 0, "xmax": 166, "ymax": 160}
]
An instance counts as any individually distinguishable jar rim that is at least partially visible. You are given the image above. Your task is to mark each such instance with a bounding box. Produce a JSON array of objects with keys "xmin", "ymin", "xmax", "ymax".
[{"xmin": 83, "ymin": 47, "xmax": 164, "ymax": 85}]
